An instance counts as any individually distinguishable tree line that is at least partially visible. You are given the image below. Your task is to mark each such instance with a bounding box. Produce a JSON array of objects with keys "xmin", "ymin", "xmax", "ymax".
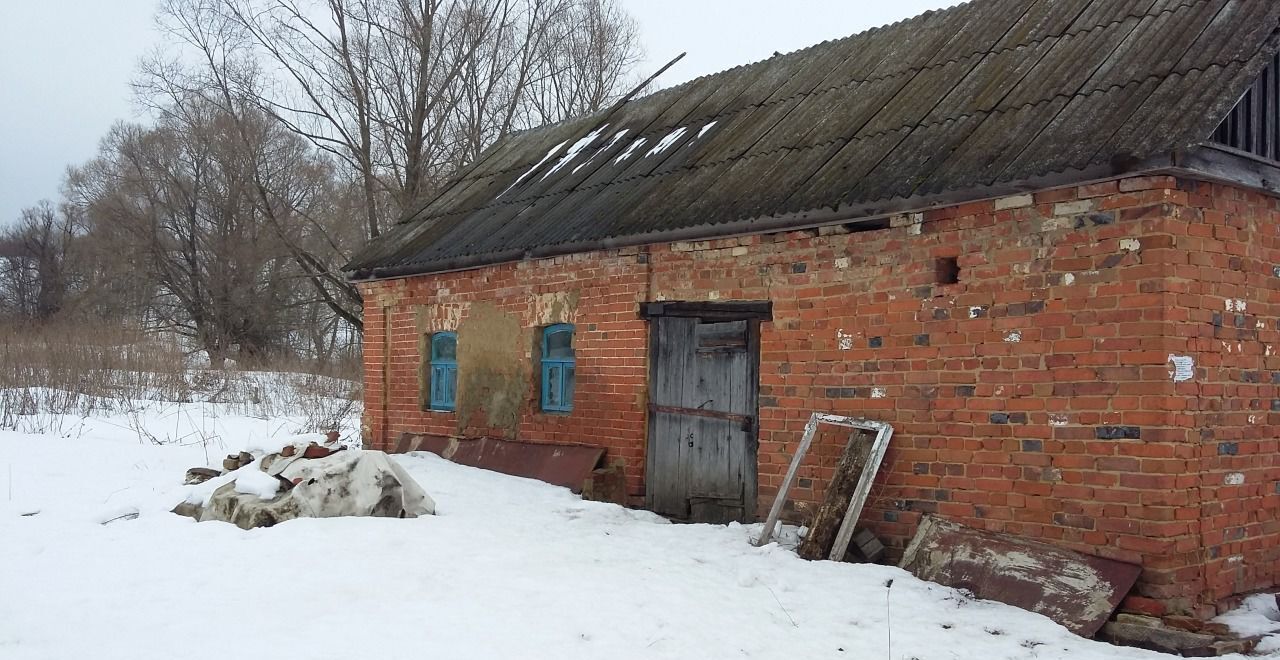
[{"xmin": 0, "ymin": 0, "xmax": 641, "ymax": 368}]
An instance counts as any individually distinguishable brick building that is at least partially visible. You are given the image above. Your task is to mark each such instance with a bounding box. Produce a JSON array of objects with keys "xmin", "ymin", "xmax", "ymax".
[{"xmin": 346, "ymin": 0, "xmax": 1280, "ymax": 617}]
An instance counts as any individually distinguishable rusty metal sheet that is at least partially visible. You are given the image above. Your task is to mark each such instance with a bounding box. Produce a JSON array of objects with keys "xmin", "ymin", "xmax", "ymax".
[
  {"xmin": 900, "ymin": 516, "xmax": 1141, "ymax": 637},
  {"xmin": 396, "ymin": 433, "xmax": 604, "ymax": 493}
]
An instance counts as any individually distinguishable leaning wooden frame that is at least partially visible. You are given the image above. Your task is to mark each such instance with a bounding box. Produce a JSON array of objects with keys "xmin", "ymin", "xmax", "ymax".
[{"xmin": 753, "ymin": 413, "xmax": 894, "ymax": 561}]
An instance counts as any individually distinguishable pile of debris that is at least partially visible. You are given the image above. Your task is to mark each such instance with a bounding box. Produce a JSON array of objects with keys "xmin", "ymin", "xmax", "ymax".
[{"xmin": 174, "ymin": 437, "xmax": 434, "ymax": 530}]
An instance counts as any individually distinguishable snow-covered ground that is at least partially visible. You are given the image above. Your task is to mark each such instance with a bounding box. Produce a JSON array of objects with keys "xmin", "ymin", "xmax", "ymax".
[{"xmin": 0, "ymin": 396, "xmax": 1276, "ymax": 659}]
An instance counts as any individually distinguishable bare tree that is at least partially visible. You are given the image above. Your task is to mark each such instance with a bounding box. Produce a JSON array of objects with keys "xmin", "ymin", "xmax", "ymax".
[
  {"xmin": 148, "ymin": 0, "xmax": 641, "ymax": 335},
  {"xmin": 0, "ymin": 201, "xmax": 82, "ymax": 320}
]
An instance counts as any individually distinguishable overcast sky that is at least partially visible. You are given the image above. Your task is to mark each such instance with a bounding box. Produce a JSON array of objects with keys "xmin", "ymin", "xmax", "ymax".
[{"xmin": 0, "ymin": 0, "xmax": 953, "ymax": 226}]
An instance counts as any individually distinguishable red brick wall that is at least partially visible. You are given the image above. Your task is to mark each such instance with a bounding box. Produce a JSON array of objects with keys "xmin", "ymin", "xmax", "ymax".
[{"xmin": 358, "ymin": 175, "xmax": 1280, "ymax": 616}]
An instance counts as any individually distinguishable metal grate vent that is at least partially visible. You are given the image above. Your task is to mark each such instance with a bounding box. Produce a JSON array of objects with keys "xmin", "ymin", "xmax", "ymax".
[{"xmin": 1212, "ymin": 53, "xmax": 1280, "ymax": 161}]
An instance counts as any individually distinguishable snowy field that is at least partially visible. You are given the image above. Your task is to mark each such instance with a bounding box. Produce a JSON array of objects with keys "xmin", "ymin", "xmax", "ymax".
[{"xmin": 1, "ymin": 398, "xmax": 1277, "ymax": 659}]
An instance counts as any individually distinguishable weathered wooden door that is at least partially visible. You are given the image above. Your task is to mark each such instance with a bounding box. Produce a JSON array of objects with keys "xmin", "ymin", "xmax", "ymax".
[{"xmin": 646, "ymin": 315, "xmax": 759, "ymax": 524}]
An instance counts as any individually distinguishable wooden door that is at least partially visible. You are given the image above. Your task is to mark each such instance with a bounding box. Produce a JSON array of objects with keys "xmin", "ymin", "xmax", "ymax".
[{"xmin": 647, "ymin": 316, "xmax": 759, "ymax": 524}]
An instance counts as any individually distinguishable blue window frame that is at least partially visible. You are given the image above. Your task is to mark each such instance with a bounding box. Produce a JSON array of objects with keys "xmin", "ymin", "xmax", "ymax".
[
  {"xmin": 428, "ymin": 332, "xmax": 457, "ymax": 411},
  {"xmin": 540, "ymin": 324, "xmax": 575, "ymax": 412}
]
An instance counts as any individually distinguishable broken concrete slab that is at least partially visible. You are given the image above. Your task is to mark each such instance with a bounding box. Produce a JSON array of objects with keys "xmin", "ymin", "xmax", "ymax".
[
  {"xmin": 183, "ymin": 468, "xmax": 221, "ymax": 485},
  {"xmin": 900, "ymin": 516, "xmax": 1141, "ymax": 637},
  {"xmin": 1098, "ymin": 621, "xmax": 1216, "ymax": 655}
]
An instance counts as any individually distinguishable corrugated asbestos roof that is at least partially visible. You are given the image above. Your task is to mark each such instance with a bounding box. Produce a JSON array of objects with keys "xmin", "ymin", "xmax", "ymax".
[{"xmin": 347, "ymin": 0, "xmax": 1280, "ymax": 279}]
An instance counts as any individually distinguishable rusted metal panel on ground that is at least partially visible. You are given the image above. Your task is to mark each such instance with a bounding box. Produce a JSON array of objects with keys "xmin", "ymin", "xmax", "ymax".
[
  {"xmin": 397, "ymin": 433, "xmax": 604, "ymax": 493},
  {"xmin": 900, "ymin": 516, "xmax": 1142, "ymax": 637}
]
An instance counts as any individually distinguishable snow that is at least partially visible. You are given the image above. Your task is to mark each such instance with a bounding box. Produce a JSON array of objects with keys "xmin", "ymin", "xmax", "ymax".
[
  {"xmin": 574, "ymin": 129, "xmax": 630, "ymax": 174},
  {"xmin": 500, "ymin": 140, "xmax": 567, "ymax": 197},
  {"xmin": 542, "ymin": 125, "xmax": 610, "ymax": 180},
  {"xmin": 231, "ymin": 462, "xmax": 281, "ymax": 499},
  {"xmin": 613, "ymin": 136, "xmax": 648, "ymax": 164},
  {"xmin": 1218, "ymin": 594, "xmax": 1280, "ymax": 643},
  {"xmin": 1, "ymin": 390, "xmax": 1276, "ymax": 659},
  {"xmin": 645, "ymin": 126, "xmax": 689, "ymax": 158}
]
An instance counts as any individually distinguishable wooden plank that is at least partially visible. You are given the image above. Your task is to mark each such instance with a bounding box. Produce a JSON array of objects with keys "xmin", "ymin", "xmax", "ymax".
[
  {"xmin": 754, "ymin": 413, "xmax": 894, "ymax": 550},
  {"xmin": 827, "ymin": 422, "xmax": 894, "ymax": 561},
  {"xmin": 796, "ymin": 428, "xmax": 874, "ymax": 560},
  {"xmin": 753, "ymin": 413, "xmax": 821, "ymax": 547}
]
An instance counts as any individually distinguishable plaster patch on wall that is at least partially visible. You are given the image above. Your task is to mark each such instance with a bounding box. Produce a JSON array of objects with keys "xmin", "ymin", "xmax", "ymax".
[
  {"xmin": 1004, "ymin": 331, "xmax": 1022, "ymax": 343},
  {"xmin": 1226, "ymin": 299, "xmax": 1248, "ymax": 313},
  {"xmin": 969, "ymin": 306, "xmax": 987, "ymax": 319},
  {"xmin": 835, "ymin": 257, "xmax": 851, "ymax": 270},
  {"xmin": 1249, "ymin": 415, "xmax": 1259, "ymax": 425},
  {"xmin": 1167, "ymin": 355, "xmax": 1194, "ymax": 383},
  {"xmin": 837, "ymin": 330, "xmax": 854, "ymax": 351},
  {"xmin": 871, "ymin": 387, "xmax": 887, "ymax": 399},
  {"xmin": 1225, "ymin": 473, "xmax": 1246, "ymax": 486},
  {"xmin": 533, "ymin": 290, "xmax": 581, "ymax": 326},
  {"xmin": 1063, "ymin": 273, "xmax": 1076, "ymax": 286},
  {"xmin": 1119, "ymin": 238, "xmax": 1141, "ymax": 252},
  {"xmin": 708, "ymin": 291, "xmax": 721, "ymax": 301},
  {"xmin": 1049, "ymin": 414, "xmax": 1069, "ymax": 427}
]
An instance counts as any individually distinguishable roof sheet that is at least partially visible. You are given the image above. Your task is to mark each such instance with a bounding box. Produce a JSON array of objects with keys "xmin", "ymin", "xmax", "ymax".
[{"xmin": 348, "ymin": 0, "xmax": 1280, "ymax": 278}]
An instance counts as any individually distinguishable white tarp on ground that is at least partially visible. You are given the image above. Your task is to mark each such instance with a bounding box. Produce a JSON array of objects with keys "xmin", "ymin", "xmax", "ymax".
[{"xmin": 192, "ymin": 449, "xmax": 434, "ymax": 529}]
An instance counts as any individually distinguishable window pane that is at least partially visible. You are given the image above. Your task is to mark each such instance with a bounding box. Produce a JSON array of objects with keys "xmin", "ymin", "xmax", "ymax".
[
  {"xmin": 445, "ymin": 366, "xmax": 457, "ymax": 404},
  {"xmin": 563, "ymin": 364, "xmax": 575, "ymax": 408},
  {"xmin": 546, "ymin": 365, "xmax": 562, "ymax": 407},
  {"xmin": 432, "ymin": 333, "xmax": 456, "ymax": 360},
  {"xmin": 545, "ymin": 328, "xmax": 573, "ymax": 359}
]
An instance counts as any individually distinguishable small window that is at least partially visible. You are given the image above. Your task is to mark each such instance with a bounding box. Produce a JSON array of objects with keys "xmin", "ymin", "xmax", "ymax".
[
  {"xmin": 428, "ymin": 332, "xmax": 457, "ymax": 411},
  {"xmin": 541, "ymin": 324, "xmax": 575, "ymax": 412}
]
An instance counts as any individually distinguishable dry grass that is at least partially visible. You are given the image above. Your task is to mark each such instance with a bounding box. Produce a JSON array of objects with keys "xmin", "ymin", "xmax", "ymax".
[{"xmin": 0, "ymin": 322, "xmax": 362, "ymax": 435}]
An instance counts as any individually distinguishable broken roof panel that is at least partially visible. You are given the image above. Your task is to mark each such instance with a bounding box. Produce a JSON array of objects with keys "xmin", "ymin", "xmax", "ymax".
[{"xmin": 347, "ymin": 0, "xmax": 1280, "ymax": 278}]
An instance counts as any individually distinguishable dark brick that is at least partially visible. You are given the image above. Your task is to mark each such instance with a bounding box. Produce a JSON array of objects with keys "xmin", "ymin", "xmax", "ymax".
[
  {"xmin": 957, "ymin": 385, "xmax": 976, "ymax": 397},
  {"xmin": 913, "ymin": 463, "xmax": 929, "ymax": 475},
  {"xmin": 1218, "ymin": 442, "xmax": 1239, "ymax": 456},
  {"xmin": 869, "ymin": 336, "xmax": 883, "ymax": 348},
  {"xmin": 990, "ymin": 413, "xmax": 1010, "ymax": 424},
  {"xmin": 1101, "ymin": 253, "xmax": 1125, "ymax": 269},
  {"xmin": 1272, "ymin": 399, "xmax": 1280, "ymax": 412},
  {"xmin": 883, "ymin": 511, "xmax": 899, "ymax": 522},
  {"xmin": 1095, "ymin": 426, "xmax": 1141, "ymax": 440},
  {"xmin": 1242, "ymin": 371, "xmax": 1259, "ymax": 383},
  {"xmin": 1087, "ymin": 211, "xmax": 1115, "ymax": 226},
  {"xmin": 932, "ymin": 308, "xmax": 950, "ymax": 320},
  {"xmin": 636, "ymin": 253, "xmax": 649, "ymax": 264},
  {"xmin": 1009, "ymin": 412, "xmax": 1029, "ymax": 424},
  {"xmin": 1235, "ymin": 314, "xmax": 1247, "ymax": 328},
  {"xmin": 914, "ymin": 334, "xmax": 930, "ymax": 346},
  {"xmin": 1212, "ymin": 312, "xmax": 1223, "ymax": 328},
  {"xmin": 1022, "ymin": 439, "xmax": 1044, "ymax": 452},
  {"xmin": 791, "ymin": 262, "xmax": 807, "ymax": 273},
  {"xmin": 1026, "ymin": 300, "xmax": 1046, "ymax": 314}
]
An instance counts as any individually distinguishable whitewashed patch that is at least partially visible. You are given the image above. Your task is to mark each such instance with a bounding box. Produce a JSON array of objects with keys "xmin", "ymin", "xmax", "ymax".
[
  {"xmin": 837, "ymin": 330, "xmax": 854, "ymax": 351},
  {"xmin": 1049, "ymin": 414, "xmax": 1069, "ymax": 427},
  {"xmin": 871, "ymin": 387, "xmax": 887, "ymax": 399},
  {"xmin": 1004, "ymin": 331, "xmax": 1022, "ymax": 343},
  {"xmin": 1119, "ymin": 239, "xmax": 1141, "ymax": 252},
  {"xmin": 1225, "ymin": 473, "xmax": 1246, "ymax": 486}
]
